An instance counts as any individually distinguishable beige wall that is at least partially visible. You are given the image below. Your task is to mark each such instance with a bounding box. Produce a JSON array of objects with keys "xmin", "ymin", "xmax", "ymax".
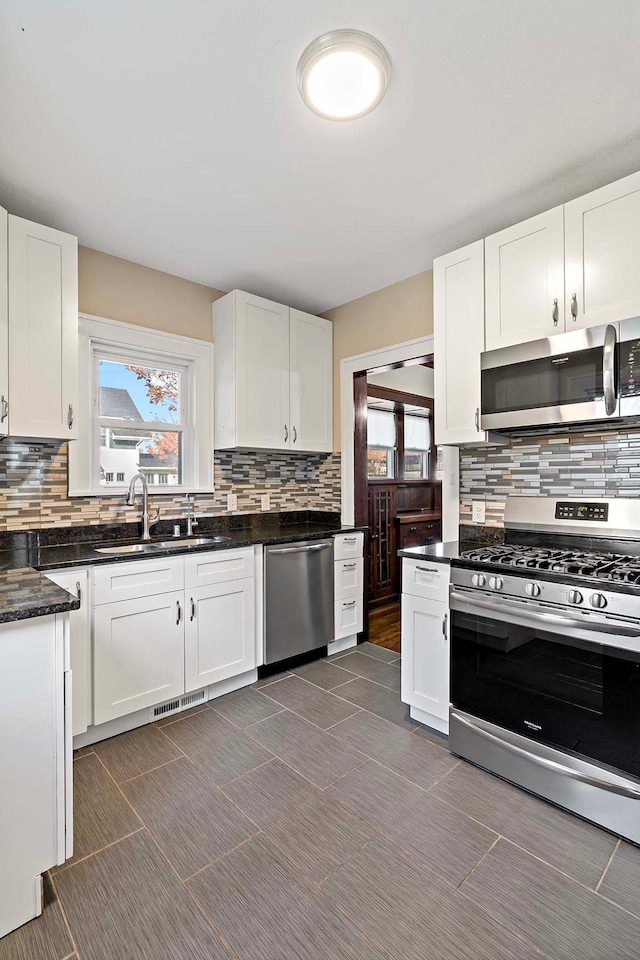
[
  {"xmin": 78, "ymin": 246, "xmax": 224, "ymax": 341},
  {"xmin": 322, "ymin": 270, "xmax": 434, "ymax": 450}
]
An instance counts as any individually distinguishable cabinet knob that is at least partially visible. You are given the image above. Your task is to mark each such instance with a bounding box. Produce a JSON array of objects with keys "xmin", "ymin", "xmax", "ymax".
[
  {"xmin": 571, "ymin": 293, "xmax": 578, "ymax": 319},
  {"xmin": 409, "ymin": 526, "xmax": 417, "ymax": 532},
  {"xmin": 552, "ymin": 298, "xmax": 559, "ymax": 326}
]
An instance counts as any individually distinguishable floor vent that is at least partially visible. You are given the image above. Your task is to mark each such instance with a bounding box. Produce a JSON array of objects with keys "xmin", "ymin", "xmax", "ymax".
[{"xmin": 152, "ymin": 688, "xmax": 208, "ymax": 720}]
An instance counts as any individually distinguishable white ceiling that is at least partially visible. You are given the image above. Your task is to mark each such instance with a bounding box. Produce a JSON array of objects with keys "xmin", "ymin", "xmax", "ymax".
[{"xmin": 2, "ymin": 1, "xmax": 640, "ymax": 314}]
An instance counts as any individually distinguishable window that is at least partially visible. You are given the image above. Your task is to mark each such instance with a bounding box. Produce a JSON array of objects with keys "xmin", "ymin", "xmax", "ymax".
[
  {"xmin": 367, "ymin": 409, "xmax": 396, "ymax": 479},
  {"xmin": 69, "ymin": 315, "xmax": 214, "ymax": 496},
  {"xmin": 404, "ymin": 413, "xmax": 431, "ymax": 479}
]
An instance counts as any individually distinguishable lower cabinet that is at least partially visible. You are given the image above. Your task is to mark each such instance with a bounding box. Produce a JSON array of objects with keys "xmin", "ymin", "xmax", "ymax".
[
  {"xmin": 94, "ymin": 590, "xmax": 186, "ymax": 725},
  {"xmin": 185, "ymin": 578, "xmax": 255, "ymax": 691},
  {"xmin": 45, "ymin": 568, "xmax": 90, "ymax": 736},
  {"xmin": 401, "ymin": 560, "xmax": 450, "ymax": 733}
]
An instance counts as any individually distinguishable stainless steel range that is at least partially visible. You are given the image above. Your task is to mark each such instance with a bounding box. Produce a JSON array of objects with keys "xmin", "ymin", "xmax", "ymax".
[{"xmin": 449, "ymin": 496, "xmax": 640, "ymax": 845}]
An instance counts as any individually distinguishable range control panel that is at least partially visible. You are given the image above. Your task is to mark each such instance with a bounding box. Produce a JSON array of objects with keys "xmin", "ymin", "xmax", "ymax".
[
  {"xmin": 555, "ymin": 502, "xmax": 609, "ymax": 522},
  {"xmin": 619, "ymin": 338, "xmax": 640, "ymax": 397}
]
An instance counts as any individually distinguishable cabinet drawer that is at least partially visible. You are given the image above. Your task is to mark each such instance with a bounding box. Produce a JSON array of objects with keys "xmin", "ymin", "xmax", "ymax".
[
  {"xmin": 402, "ymin": 558, "xmax": 450, "ymax": 603},
  {"xmin": 397, "ymin": 520, "xmax": 441, "ymax": 550},
  {"xmin": 334, "ymin": 532, "xmax": 364, "ymax": 560},
  {"xmin": 93, "ymin": 557, "xmax": 184, "ymax": 605},
  {"xmin": 334, "ymin": 557, "xmax": 363, "ymax": 600},
  {"xmin": 184, "ymin": 548, "xmax": 254, "ymax": 588},
  {"xmin": 334, "ymin": 597, "xmax": 363, "ymax": 640}
]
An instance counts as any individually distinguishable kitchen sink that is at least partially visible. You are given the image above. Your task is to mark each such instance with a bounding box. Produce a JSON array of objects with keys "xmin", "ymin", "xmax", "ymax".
[{"xmin": 94, "ymin": 536, "xmax": 230, "ymax": 555}]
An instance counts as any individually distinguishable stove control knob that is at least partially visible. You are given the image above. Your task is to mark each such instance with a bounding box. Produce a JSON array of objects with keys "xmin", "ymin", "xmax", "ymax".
[
  {"xmin": 525, "ymin": 582, "xmax": 541, "ymax": 598},
  {"xmin": 590, "ymin": 593, "xmax": 607, "ymax": 609},
  {"xmin": 471, "ymin": 573, "xmax": 486, "ymax": 588},
  {"xmin": 567, "ymin": 589, "xmax": 583, "ymax": 605},
  {"xmin": 489, "ymin": 576, "xmax": 503, "ymax": 591}
]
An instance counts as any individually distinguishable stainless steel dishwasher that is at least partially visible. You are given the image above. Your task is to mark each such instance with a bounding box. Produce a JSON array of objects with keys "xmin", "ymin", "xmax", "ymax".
[{"xmin": 264, "ymin": 539, "xmax": 334, "ymax": 664}]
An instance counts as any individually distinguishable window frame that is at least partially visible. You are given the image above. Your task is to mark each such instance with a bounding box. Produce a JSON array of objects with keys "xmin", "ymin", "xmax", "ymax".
[{"xmin": 69, "ymin": 314, "xmax": 214, "ymax": 497}]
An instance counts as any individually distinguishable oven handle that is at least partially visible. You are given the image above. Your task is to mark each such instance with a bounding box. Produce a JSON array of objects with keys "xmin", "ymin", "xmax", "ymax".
[
  {"xmin": 451, "ymin": 710, "xmax": 640, "ymax": 800},
  {"xmin": 603, "ymin": 323, "xmax": 617, "ymax": 416},
  {"xmin": 449, "ymin": 589, "xmax": 640, "ymax": 640}
]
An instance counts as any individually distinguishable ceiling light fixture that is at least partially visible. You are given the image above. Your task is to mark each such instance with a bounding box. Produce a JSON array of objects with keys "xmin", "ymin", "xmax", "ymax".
[{"xmin": 297, "ymin": 29, "xmax": 391, "ymax": 121}]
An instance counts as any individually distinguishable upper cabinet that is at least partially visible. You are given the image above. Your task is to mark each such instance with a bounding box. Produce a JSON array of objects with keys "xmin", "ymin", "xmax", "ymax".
[
  {"xmin": 213, "ymin": 290, "xmax": 332, "ymax": 453},
  {"xmin": 434, "ymin": 240, "xmax": 492, "ymax": 446},
  {"xmin": 565, "ymin": 170, "xmax": 640, "ymax": 329},
  {"xmin": 1, "ymin": 214, "xmax": 78, "ymax": 441},
  {"xmin": 0, "ymin": 207, "xmax": 7, "ymax": 434},
  {"xmin": 485, "ymin": 206, "xmax": 565, "ymax": 350}
]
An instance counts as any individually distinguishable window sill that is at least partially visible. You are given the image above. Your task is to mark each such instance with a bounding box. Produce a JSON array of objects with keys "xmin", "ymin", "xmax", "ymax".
[{"xmin": 68, "ymin": 487, "xmax": 215, "ymax": 498}]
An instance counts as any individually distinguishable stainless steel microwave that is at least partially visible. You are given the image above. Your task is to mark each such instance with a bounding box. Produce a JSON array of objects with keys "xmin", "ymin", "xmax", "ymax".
[{"xmin": 480, "ymin": 318, "xmax": 640, "ymax": 434}]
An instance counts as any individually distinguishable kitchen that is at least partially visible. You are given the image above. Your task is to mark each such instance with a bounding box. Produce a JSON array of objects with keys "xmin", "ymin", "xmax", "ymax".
[{"xmin": 2, "ymin": 3, "xmax": 640, "ymax": 959}]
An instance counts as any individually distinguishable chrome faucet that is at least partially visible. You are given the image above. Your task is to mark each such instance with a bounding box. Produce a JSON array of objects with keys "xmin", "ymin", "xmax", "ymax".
[
  {"xmin": 185, "ymin": 494, "xmax": 198, "ymax": 537},
  {"xmin": 126, "ymin": 473, "xmax": 160, "ymax": 540}
]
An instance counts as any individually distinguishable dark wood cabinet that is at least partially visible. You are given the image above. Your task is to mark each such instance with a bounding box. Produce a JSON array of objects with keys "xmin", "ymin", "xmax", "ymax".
[
  {"xmin": 368, "ymin": 485, "xmax": 398, "ymax": 607},
  {"xmin": 396, "ymin": 513, "xmax": 442, "ymax": 551}
]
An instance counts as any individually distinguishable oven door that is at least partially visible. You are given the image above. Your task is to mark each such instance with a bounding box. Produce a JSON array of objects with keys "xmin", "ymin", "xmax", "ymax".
[
  {"xmin": 449, "ymin": 588, "xmax": 640, "ymax": 779},
  {"xmin": 480, "ymin": 322, "xmax": 619, "ymax": 432}
]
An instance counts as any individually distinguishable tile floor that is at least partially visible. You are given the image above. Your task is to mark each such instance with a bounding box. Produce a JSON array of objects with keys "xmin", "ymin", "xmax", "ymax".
[{"xmin": 3, "ymin": 641, "xmax": 640, "ymax": 960}]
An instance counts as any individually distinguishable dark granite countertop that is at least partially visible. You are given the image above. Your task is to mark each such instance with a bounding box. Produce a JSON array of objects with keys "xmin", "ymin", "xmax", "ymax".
[
  {"xmin": 0, "ymin": 568, "xmax": 80, "ymax": 624},
  {"xmin": 398, "ymin": 524, "xmax": 505, "ymax": 564}
]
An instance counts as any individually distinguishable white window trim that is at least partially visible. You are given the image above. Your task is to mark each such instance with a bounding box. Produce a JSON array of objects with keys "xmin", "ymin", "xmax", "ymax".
[{"xmin": 69, "ymin": 314, "xmax": 214, "ymax": 497}]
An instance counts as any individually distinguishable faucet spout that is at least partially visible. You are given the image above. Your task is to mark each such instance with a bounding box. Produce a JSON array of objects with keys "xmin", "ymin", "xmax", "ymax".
[{"xmin": 126, "ymin": 473, "xmax": 159, "ymax": 540}]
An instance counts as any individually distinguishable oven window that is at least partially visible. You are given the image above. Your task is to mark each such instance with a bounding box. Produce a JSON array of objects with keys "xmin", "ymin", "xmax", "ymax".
[
  {"xmin": 450, "ymin": 608, "xmax": 640, "ymax": 778},
  {"xmin": 481, "ymin": 347, "xmax": 604, "ymax": 414}
]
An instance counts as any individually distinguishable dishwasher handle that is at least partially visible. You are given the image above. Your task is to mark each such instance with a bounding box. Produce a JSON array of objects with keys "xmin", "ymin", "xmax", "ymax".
[{"xmin": 269, "ymin": 543, "xmax": 332, "ymax": 555}]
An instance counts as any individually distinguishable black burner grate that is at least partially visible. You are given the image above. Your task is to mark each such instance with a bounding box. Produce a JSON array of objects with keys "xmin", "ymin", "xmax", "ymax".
[{"xmin": 460, "ymin": 544, "xmax": 640, "ymax": 582}]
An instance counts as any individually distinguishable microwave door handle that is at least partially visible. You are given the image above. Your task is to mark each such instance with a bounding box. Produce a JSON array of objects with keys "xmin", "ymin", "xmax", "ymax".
[{"xmin": 603, "ymin": 323, "xmax": 617, "ymax": 416}]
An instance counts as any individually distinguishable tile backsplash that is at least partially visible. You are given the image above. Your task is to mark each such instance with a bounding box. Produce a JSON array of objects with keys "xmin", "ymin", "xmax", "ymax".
[
  {"xmin": 0, "ymin": 442, "xmax": 341, "ymax": 530},
  {"xmin": 460, "ymin": 428, "xmax": 640, "ymax": 527}
]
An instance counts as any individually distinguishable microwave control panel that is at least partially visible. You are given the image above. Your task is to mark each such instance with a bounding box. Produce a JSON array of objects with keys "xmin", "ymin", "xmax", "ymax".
[
  {"xmin": 619, "ymin": 339, "xmax": 640, "ymax": 397},
  {"xmin": 555, "ymin": 502, "xmax": 609, "ymax": 522}
]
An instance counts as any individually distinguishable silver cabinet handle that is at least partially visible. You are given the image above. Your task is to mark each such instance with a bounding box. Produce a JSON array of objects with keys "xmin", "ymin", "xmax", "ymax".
[
  {"xmin": 0, "ymin": 395, "xmax": 8, "ymax": 423},
  {"xmin": 292, "ymin": 426, "xmax": 297, "ymax": 443},
  {"xmin": 284, "ymin": 424, "xmax": 289, "ymax": 442},
  {"xmin": 450, "ymin": 711, "xmax": 640, "ymax": 799},
  {"xmin": 67, "ymin": 404, "xmax": 74, "ymax": 429},
  {"xmin": 176, "ymin": 601, "xmax": 182, "ymax": 625},
  {"xmin": 416, "ymin": 566, "xmax": 439, "ymax": 573},
  {"xmin": 342, "ymin": 537, "xmax": 357, "ymax": 543},
  {"xmin": 342, "ymin": 562, "xmax": 357, "ymax": 570},
  {"xmin": 571, "ymin": 292, "xmax": 578, "ymax": 319},
  {"xmin": 190, "ymin": 598, "xmax": 195, "ymax": 621},
  {"xmin": 475, "ymin": 407, "xmax": 480, "ymax": 431},
  {"xmin": 603, "ymin": 323, "xmax": 617, "ymax": 416},
  {"xmin": 552, "ymin": 298, "xmax": 559, "ymax": 326},
  {"xmin": 75, "ymin": 581, "xmax": 82, "ymax": 605},
  {"xmin": 442, "ymin": 613, "xmax": 448, "ymax": 639},
  {"xmin": 270, "ymin": 543, "xmax": 331, "ymax": 555},
  {"xmin": 342, "ymin": 600, "xmax": 357, "ymax": 608}
]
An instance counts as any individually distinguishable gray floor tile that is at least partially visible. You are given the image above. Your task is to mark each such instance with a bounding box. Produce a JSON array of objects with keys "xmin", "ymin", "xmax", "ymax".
[
  {"xmin": 223, "ymin": 758, "xmax": 375, "ymax": 882},
  {"xmin": 54, "ymin": 754, "xmax": 141, "ymax": 869},
  {"xmin": 292, "ymin": 658, "xmax": 357, "ymax": 690},
  {"xmin": 432, "ymin": 760, "xmax": 617, "ymax": 888},
  {"xmin": 259, "ymin": 675, "xmax": 362, "ymax": 728},
  {"xmin": 599, "ymin": 843, "xmax": 640, "ymax": 917},
  {"xmin": 0, "ymin": 875, "xmax": 74, "ymax": 960},
  {"xmin": 357, "ymin": 641, "xmax": 400, "ymax": 663},
  {"xmin": 73, "ymin": 744, "xmax": 95, "ymax": 759},
  {"xmin": 323, "ymin": 836, "xmax": 543, "ymax": 960},
  {"xmin": 161, "ymin": 706, "xmax": 273, "ymax": 784},
  {"xmin": 412, "ymin": 723, "xmax": 449, "ymax": 749},
  {"xmin": 253, "ymin": 669, "xmax": 292, "ymax": 688},
  {"xmin": 245, "ymin": 710, "xmax": 366, "ymax": 787},
  {"xmin": 462, "ymin": 839, "xmax": 640, "ymax": 960},
  {"xmin": 188, "ymin": 834, "xmax": 389, "ymax": 960},
  {"xmin": 155, "ymin": 702, "xmax": 211, "ymax": 726},
  {"xmin": 94, "ymin": 724, "xmax": 184, "ymax": 783},
  {"xmin": 55, "ymin": 831, "xmax": 229, "ymax": 960},
  {"xmin": 331, "ymin": 677, "xmax": 417, "ymax": 730},
  {"xmin": 209, "ymin": 686, "xmax": 284, "ymax": 728},
  {"xmin": 328, "ymin": 760, "xmax": 497, "ymax": 885},
  {"xmin": 330, "ymin": 710, "xmax": 458, "ymax": 790},
  {"xmin": 122, "ymin": 757, "xmax": 258, "ymax": 879},
  {"xmin": 334, "ymin": 651, "xmax": 401, "ymax": 692}
]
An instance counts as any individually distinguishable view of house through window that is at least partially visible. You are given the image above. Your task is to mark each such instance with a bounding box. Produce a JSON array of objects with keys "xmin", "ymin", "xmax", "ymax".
[
  {"xmin": 366, "ymin": 406, "xmax": 430, "ymax": 479},
  {"xmin": 98, "ymin": 358, "xmax": 184, "ymax": 488},
  {"xmin": 366, "ymin": 409, "xmax": 396, "ymax": 478}
]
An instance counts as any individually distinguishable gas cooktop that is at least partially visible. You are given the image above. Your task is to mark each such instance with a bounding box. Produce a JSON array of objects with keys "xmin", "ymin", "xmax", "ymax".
[{"xmin": 460, "ymin": 544, "xmax": 640, "ymax": 583}]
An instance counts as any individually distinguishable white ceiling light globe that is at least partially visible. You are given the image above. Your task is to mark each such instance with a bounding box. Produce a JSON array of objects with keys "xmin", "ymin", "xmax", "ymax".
[{"xmin": 297, "ymin": 30, "xmax": 391, "ymax": 121}]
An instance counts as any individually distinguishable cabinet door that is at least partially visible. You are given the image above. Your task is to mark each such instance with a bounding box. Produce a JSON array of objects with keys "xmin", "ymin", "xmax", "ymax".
[
  {"xmin": 94, "ymin": 591, "xmax": 185, "ymax": 724},
  {"xmin": 433, "ymin": 240, "xmax": 486, "ymax": 445},
  {"xmin": 401, "ymin": 594, "xmax": 449, "ymax": 722},
  {"xmin": 7, "ymin": 216, "xmax": 78, "ymax": 439},
  {"xmin": 45, "ymin": 569, "xmax": 91, "ymax": 736},
  {"xmin": 185, "ymin": 578, "xmax": 255, "ymax": 692},
  {"xmin": 0, "ymin": 206, "xmax": 7, "ymax": 438},
  {"xmin": 485, "ymin": 206, "xmax": 565, "ymax": 349},
  {"xmin": 289, "ymin": 309, "xmax": 332, "ymax": 452},
  {"xmin": 235, "ymin": 291, "xmax": 290, "ymax": 449},
  {"xmin": 565, "ymin": 171, "xmax": 640, "ymax": 329}
]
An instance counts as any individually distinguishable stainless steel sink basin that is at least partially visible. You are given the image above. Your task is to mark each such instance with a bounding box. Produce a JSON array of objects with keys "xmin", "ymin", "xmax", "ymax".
[{"xmin": 94, "ymin": 536, "xmax": 230, "ymax": 555}]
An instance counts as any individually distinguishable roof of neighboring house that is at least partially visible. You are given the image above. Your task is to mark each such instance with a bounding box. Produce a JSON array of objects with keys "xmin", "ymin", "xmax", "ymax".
[
  {"xmin": 139, "ymin": 452, "xmax": 178, "ymax": 470},
  {"xmin": 100, "ymin": 386, "xmax": 144, "ymax": 421}
]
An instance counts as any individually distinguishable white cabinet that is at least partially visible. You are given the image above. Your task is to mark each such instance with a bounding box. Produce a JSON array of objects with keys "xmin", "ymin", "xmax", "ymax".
[
  {"xmin": 0, "ymin": 206, "xmax": 7, "ymax": 434},
  {"xmin": 485, "ymin": 206, "xmax": 565, "ymax": 349},
  {"xmin": 401, "ymin": 558, "xmax": 450, "ymax": 733},
  {"xmin": 185, "ymin": 577, "xmax": 255, "ymax": 692},
  {"xmin": 5, "ymin": 216, "xmax": 78, "ymax": 440},
  {"xmin": 434, "ymin": 240, "xmax": 492, "ymax": 446},
  {"xmin": 213, "ymin": 289, "xmax": 332, "ymax": 453},
  {"xmin": 94, "ymin": 590, "xmax": 185, "ymax": 724},
  {"xmin": 329, "ymin": 533, "xmax": 364, "ymax": 652},
  {"xmin": 45, "ymin": 568, "xmax": 91, "ymax": 736},
  {"xmin": 565, "ymin": 170, "xmax": 640, "ymax": 329}
]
